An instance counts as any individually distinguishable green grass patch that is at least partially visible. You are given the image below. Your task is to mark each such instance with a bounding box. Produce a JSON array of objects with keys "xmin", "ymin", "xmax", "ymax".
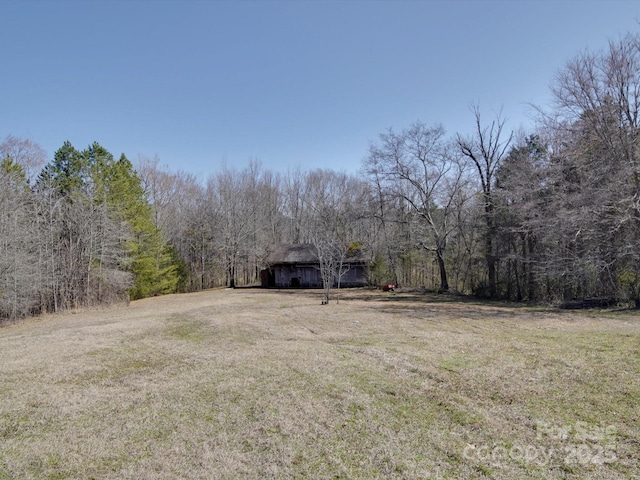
[{"xmin": 163, "ymin": 318, "xmax": 211, "ymax": 342}]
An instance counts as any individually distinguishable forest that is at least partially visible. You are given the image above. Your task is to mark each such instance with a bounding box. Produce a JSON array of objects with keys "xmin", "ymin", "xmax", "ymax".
[{"xmin": 1, "ymin": 34, "xmax": 639, "ymax": 320}]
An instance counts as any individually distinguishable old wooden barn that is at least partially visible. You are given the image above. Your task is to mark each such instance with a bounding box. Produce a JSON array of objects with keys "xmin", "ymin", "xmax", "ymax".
[{"xmin": 261, "ymin": 244, "xmax": 368, "ymax": 289}]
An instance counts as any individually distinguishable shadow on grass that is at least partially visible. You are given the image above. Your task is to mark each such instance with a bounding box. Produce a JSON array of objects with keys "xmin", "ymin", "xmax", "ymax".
[
  {"xmin": 251, "ymin": 287, "xmax": 637, "ymax": 318},
  {"xmin": 335, "ymin": 288, "xmax": 533, "ymax": 309},
  {"xmin": 257, "ymin": 287, "xmax": 528, "ymax": 310}
]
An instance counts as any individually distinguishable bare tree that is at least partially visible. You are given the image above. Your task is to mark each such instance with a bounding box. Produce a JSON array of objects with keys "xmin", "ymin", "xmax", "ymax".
[
  {"xmin": 494, "ymin": 133, "xmax": 549, "ymax": 301},
  {"xmin": 542, "ymin": 34, "xmax": 640, "ymax": 306},
  {"xmin": 282, "ymin": 168, "xmax": 308, "ymax": 244},
  {"xmin": 305, "ymin": 170, "xmax": 367, "ymax": 304},
  {"xmin": 367, "ymin": 122, "xmax": 468, "ymax": 292},
  {"xmin": 137, "ymin": 156, "xmax": 190, "ymax": 237},
  {"xmin": 0, "ymin": 160, "xmax": 41, "ymax": 319},
  {"xmin": 0, "ymin": 135, "xmax": 47, "ymax": 183},
  {"xmin": 207, "ymin": 161, "xmax": 283, "ymax": 288},
  {"xmin": 457, "ymin": 106, "xmax": 513, "ymax": 298}
]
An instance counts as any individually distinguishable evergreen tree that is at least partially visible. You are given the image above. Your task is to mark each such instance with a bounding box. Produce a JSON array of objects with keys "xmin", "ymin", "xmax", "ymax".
[
  {"xmin": 37, "ymin": 141, "xmax": 86, "ymax": 196},
  {"xmin": 1, "ymin": 155, "xmax": 28, "ymax": 183},
  {"xmin": 106, "ymin": 154, "xmax": 180, "ymax": 300},
  {"xmin": 32, "ymin": 142, "xmax": 181, "ymax": 309}
]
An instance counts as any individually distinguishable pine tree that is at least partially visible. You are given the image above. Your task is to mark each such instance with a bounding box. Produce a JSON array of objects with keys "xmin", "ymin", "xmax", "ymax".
[
  {"xmin": 106, "ymin": 154, "xmax": 180, "ymax": 300},
  {"xmin": 37, "ymin": 141, "xmax": 86, "ymax": 196},
  {"xmin": 33, "ymin": 142, "xmax": 181, "ymax": 308}
]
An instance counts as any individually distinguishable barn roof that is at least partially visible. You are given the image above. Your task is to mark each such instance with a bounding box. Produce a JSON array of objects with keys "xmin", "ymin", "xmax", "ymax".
[
  {"xmin": 267, "ymin": 243, "xmax": 367, "ymax": 265},
  {"xmin": 267, "ymin": 244, "xmax": 317, "ymax": 264}
]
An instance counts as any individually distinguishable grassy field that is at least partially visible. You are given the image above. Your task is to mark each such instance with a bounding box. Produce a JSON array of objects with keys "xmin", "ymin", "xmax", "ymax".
[{"xmin": 0, "ymin": 288, "xmax": 638, "ymax": 479}]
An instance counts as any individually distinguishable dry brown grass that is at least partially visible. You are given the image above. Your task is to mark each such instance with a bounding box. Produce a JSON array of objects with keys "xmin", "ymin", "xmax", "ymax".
[{"xmin": 0, "ymin": 288, "xmax": 638, "ymax": 479}]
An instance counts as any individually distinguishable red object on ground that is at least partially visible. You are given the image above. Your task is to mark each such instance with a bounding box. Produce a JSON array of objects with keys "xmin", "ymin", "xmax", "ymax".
[{"xmin": 382, "ymin": 284, "xmax": 395, "ymax": 292}]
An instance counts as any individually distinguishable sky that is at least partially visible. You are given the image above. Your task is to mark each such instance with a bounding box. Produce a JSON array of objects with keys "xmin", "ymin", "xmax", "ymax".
[{"xmin": 1, "ymin": 0, "xmax": 639, "ymax": 178}]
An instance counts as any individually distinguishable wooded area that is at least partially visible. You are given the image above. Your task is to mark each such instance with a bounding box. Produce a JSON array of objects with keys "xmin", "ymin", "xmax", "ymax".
[{"xmin": 1, "ymin": 34, "xmax": 639, "ymax": 319}]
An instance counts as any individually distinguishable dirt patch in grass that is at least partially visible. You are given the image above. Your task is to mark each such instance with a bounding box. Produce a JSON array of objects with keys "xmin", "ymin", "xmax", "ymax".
[{"xmin": 0, "ymin": 288, "xmax": 638, "ymax": 479}]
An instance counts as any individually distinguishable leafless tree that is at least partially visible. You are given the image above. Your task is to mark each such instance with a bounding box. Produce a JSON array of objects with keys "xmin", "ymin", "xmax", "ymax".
[
  {"xmin": 304, "ymin": 170, "xmax": 367, "ymax": 304},
  {"xmin": 494, "ymin": 133, "xmax": 549, "ymax": 300},
  {"xmin": 0, "ymin": 162, "xmax": 41, "ymax": 319},
  {"xmin": 0, "ymin": 135, "xmax": 47, "ymax": 183},
  {"xmin": 206, "ymin": 161, "xmax": 284, "ymax": 288},
  {"xmin": 542, "ymin": 34, "xmax": 640, "ymax": 306},
  {"xmin": 457, "ymin": 105, "xmax": 513, "ymax": 298},
  {"xmin": 367, "ymin": 122, "xmax": 468, "ymax": 292}
]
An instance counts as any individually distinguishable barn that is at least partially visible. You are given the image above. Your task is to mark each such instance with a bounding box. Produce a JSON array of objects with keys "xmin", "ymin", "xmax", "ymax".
[{"xmin": 261, "ymin": 244, "xmax": 368, "ymax": 289}]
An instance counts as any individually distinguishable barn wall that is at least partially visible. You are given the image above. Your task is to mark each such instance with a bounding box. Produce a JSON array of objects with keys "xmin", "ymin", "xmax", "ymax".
[
  {"xmin": 339, "ymin": 265, "xmax": 368, "ymax": 287},
  {"xmin": 272, "ymin": 263, "xmax": 368, "ymax": 288},
  {"xmin": 274, "ymin": 265, "xmax": 323, "ymax": 288}
]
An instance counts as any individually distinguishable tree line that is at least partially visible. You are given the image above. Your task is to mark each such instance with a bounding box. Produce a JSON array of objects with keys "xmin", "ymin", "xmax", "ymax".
[{"xmin": 1, "ymin": 33, "xmax": 639, "ymax": 319}]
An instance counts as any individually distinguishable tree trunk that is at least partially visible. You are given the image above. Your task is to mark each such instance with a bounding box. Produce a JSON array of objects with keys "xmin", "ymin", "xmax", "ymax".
[
  {"xmin": 435, "ymin": 249, "xmax": 449, "ymax": 293},
  {"xmin": 486, "ymin": 229, "xmax": 497, "ymax": 298}
]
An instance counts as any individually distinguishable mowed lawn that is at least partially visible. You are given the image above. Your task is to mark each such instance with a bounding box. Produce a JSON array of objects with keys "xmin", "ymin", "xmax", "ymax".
[{"xmin": 0, "ymin": 289, "xmax": 638, "ymax": 479}]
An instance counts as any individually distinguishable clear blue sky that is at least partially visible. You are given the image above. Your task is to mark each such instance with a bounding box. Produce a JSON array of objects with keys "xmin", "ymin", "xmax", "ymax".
[{"xmin": 1, "ymin": 0, "xmax": 639, "ymax": 177}]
